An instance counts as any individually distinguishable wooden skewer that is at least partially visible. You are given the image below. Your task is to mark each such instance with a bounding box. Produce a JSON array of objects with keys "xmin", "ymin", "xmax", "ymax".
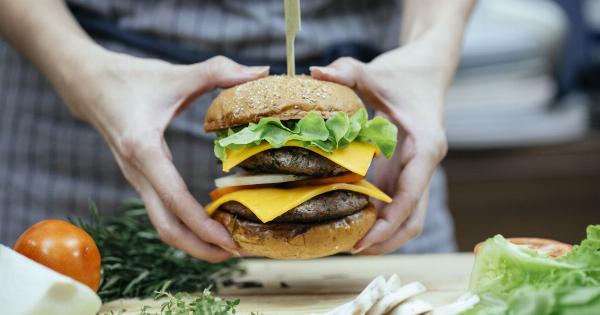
[{"xmin": 285, "ymin": 0, "xmax": 301, "ymax": 76}]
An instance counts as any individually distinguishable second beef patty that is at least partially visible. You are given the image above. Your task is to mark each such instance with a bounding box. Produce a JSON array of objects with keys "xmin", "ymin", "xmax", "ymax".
[{"xmin": 220, "ymin": 190, "xmax": 369, "ymax": 223}]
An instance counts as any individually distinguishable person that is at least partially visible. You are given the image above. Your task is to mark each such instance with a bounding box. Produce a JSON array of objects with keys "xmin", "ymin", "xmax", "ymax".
[{"xmin": 0, "ymin": 0, "xmax": 475, "ymax": 261}]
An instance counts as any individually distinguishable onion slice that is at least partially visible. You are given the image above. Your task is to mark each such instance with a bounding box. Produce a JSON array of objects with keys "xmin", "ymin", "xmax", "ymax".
[{"xmin": 214, "ymin": 174, "xmax": 308, "ymax": 188}]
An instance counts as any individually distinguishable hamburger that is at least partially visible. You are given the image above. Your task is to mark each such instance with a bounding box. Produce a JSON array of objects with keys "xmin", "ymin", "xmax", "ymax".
[{"xmin": 204, "ymin": 75, "xmax": 397, "ymax": 259}]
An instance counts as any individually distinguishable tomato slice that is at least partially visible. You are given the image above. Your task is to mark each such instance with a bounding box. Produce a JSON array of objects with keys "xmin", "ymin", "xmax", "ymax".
[
  {"xmin": 208, "ymin": 173, "xmax": 364, "ymax": 200},
  {"xmin": 209, "ymin": 185, "xmax": 258, "ymax": 200},
  {"xmin": 474, "ymin": 237, "xmax": 572, "ymax": 257},
  {"xmin": 284, "ymin": 173, "xmax": 364, "ymax": 187}
]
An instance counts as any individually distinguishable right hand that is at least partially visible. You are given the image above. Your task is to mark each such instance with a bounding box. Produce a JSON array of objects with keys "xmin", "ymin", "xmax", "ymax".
[{"xmin": 62, "ymin": 52, "xmax": 269, "ymax": 262}]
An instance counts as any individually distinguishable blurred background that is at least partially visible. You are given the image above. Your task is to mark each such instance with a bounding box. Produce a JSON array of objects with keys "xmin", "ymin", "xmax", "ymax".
[{"xmin": 444, "ymin": 0, "xmax": 600, "ymax": 250}]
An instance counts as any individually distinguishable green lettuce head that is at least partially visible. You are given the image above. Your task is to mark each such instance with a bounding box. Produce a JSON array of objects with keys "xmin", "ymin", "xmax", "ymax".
[
  {"xmin": 213, "ymin": 108, "xmax": 398, "ymax": 160},
  {"xmin": 464, "ymin": 225, "xmax": 600, "ymax": 315}
]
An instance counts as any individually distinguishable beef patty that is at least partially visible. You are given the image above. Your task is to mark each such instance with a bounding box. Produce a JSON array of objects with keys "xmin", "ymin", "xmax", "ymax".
[
  {"xmin": 239, "ymin": 147, "xmax": 348, "ymax": 177},
  {"xmin": 220, "ymin": 190, "xmax": 369, "ymax": 223}
]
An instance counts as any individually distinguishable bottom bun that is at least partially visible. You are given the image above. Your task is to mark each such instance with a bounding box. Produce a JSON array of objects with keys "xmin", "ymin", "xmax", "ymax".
[{"xmin": 214, "ymin": 204, "xmax": 376, "ymax": 259}]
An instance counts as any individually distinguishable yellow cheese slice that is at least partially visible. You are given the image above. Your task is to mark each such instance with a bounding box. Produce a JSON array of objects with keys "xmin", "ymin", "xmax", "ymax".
[
  {"xmin": 222, "ymin": 141, "xmax": 376, "ymax": 176},
  {"xmin": 205, "ymin": 179, "xmax": 391, "ymax": 223}
]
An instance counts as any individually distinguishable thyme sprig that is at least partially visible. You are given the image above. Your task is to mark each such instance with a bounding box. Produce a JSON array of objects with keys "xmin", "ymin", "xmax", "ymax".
[
  {"xmin": 141, "ymin": 289, "xmax": 240, "ymax": 315},
  {"xmin": 103, "ymin": 289, "xmax": 254, "ymax": 315}
]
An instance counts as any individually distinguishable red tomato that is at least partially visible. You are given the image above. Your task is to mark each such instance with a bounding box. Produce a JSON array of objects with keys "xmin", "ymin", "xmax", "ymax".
[{"xmin": 13, "ymin": 219, "xmax": 101, "ymax": 291}]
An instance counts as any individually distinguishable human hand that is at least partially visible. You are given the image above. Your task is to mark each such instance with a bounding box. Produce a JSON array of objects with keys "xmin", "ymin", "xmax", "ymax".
[
  {"xmin": 63, "ymin": 52, "xmax": 268, "ymax": 262},
  {"xmin": 311, "ymin": 44, "xmax": 450, "ymax": 255}
]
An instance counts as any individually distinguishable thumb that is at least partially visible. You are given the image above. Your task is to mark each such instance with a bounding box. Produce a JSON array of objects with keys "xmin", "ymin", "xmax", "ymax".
[
  {"xmin": 172, "ymin": 56, "xmax": 269, "ymax": 114},
  {"xmin": 182, "ymin": 56, "xmax": 270, "ymax": 95},
  {"xmin": 310, "ymin": 57, "xmax": 365, "ymax": 88}
]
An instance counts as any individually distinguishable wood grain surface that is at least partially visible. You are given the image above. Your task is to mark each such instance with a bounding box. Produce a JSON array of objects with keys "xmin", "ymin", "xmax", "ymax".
[{"xmin": 100, "ymin": 253, "xmax": 474, "ymax": 314}]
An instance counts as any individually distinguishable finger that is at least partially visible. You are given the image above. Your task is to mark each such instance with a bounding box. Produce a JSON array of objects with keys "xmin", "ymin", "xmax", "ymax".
[
  {"xmin": 309, "ymin": 57, "xmax": 364, "ymax": 88},
  {"xmin": 311, "ymin": 59, "xmax": 395, "ymax": 119},
  {"xmin": 142, "ymin": 181, "xmax": 235, "ymax": 262},
  {"xmin": 359, "ymin": 190, "xmax": 429, "ymax": 255},
  {"xmin": 352, "ymin": 154, "xmax": 435, "ymax": 252},
  {"xmin": 238, "ymin": 249, "xmax": 259, "ymax": 257},
  {"xmin": 171, "ymin": 56, "xmax": 269, "ymax": 115},
  {"xmin": 112, "ymin": 152, "xmax": 234, "ymax": 262},
  {"xmin": 162, "ymin": 137, "xmax": 173, "ymax": 161},
  {"xmin": 123, "ymin": 136, "xmax": 239, "ymax": 252},
  {"xmin": 371, "ymin": 132, "xmax": 410, "ymax": 197},
  {"xmin": 185, "ymin": 56, "xmax": 269, "ymax": 93}
]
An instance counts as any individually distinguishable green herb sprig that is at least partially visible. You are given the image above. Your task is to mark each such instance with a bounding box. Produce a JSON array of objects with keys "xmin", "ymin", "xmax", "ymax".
[
  {"xmin": 73, "ymin": 199, "xmax": 243, "ymax": 301},
  {"xmin": 103, "ymin": 288, "xmax": 260, "ymax": 315},
  {"xmin": 141, "ymin": 289, "xmax": 240, "ymax": 315}
]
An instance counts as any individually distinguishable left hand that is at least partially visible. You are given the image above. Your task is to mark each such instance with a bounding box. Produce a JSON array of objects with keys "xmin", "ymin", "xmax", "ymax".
[{"xmin": 311, "ymin": 44, "xmax": 450, "ymax": 255}]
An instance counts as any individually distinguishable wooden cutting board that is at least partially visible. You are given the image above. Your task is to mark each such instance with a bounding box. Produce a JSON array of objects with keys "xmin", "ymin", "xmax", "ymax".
[{"xmin": 100, "ymin": 253, "xmax": 474, "ymax": 314}]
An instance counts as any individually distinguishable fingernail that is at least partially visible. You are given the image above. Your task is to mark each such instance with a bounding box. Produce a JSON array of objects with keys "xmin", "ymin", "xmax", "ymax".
[
  {"xmin": 244, "ymin": 66, "xmax": 270, "ymax": 76},
  {"xmin": 310, "ymin": 66, "xmax": 334, "ymax": 76},
  {"xmin": 224, "ymin": 247, "xmax": 242, "ymax": 257},
  {"xmin": 351, "ymin": 245, "xmax": 368, "ymax": 255}
]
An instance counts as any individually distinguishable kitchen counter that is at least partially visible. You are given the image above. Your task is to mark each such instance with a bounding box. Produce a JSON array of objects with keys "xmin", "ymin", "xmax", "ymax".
[{"xmin": 100, "ymin": 253, "xmax": 474, "ymax": 314}]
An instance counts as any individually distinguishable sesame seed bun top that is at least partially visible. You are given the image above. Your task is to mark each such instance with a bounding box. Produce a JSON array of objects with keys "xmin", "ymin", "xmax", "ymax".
[{"xmin": 204, "ymin": 75, "xmax": 364, "ymax": 132}]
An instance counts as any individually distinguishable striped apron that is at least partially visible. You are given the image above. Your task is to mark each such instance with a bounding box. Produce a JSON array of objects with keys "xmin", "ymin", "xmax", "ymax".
[{"xmin": 0, "ymin": 0, "xmax": 456, "ymax": 253}]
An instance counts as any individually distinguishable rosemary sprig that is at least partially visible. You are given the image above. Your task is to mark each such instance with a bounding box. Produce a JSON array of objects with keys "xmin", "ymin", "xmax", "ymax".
[{"xmin": 73, "ymin": 199, "xmax": 243, "ymax": 301}]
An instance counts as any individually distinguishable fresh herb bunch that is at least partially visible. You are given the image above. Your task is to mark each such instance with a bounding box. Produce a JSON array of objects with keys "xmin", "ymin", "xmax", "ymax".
[
  {"xmin": 73, "ymin": 199, "xmax": 243, "ymax": 301},
  {"xmin": 103, "ymin": 289, "xmax": 256, "ymax": 315},
  {"xmin": 142, "ymin": 289, "xmax": 240, "ymax": 315}
]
